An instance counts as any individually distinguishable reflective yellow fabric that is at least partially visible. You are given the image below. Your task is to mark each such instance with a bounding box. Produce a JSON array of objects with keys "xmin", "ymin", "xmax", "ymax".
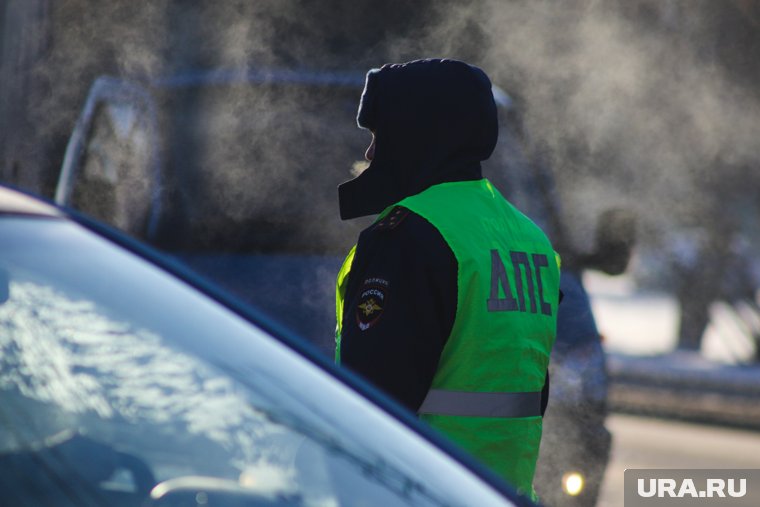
[
  {"xmin": 334, "ymin": 179, "xmax": 560, "ymax": 498},
  {"xmin": 398, "ymin": 179, "xmax": 560, "ymax": 498},
  {"xmin": 334, "ymin": 244, "xmax": 356, "ymax": 365}
]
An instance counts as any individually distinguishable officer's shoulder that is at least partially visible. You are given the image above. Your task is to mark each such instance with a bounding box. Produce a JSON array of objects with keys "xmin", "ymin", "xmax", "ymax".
[
  {"xmin": 360, "ymin": 206, "xmax": 454, "ymax": 265},
  {"xmin": 368, "ymin": 207, "xmax": 445, "ymax": 249},
  {"xmin": 371, "ymin": 206, "xmax": 413, "ymax": 232}
]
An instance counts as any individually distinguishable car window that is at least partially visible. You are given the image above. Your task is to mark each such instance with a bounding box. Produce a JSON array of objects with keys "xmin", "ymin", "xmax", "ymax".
[
  {"xmin": 75, "ymin": 101, "xmax": 155, "ymax": 235},
  {"xmin": 0, "ymin": 216, "xmax": 515, "ymax": 507}
]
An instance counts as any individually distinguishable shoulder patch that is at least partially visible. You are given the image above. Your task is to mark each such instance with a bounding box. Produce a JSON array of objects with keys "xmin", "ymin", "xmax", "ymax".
[
  {"xmin": 355, "ymin": 278, "xmax": 389, "ymax": 331},
  {"xmin": 373, "ymin": 206, "xmax": 410, "ymax": 231}
]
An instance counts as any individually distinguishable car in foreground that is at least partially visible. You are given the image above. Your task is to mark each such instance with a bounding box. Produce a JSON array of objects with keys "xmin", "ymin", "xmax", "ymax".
[{"xmin": 0, "ymin": 184, "xmax": 533, "ymax": 507}]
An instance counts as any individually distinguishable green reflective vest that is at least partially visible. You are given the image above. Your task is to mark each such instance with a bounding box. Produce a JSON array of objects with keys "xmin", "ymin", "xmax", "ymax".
[{"xmin": 336, "ymin": 179, "xmax": 560, "ymax": 497}]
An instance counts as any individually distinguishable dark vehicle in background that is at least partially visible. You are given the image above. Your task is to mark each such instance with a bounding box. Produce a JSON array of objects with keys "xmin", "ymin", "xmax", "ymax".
[
  {"xmin": 0, "ymin": 184, "xmax": 532, "ymax": 507},
  {"xmin": 55, "ymin": 68, "xmax": 635, "ymax": 506}
]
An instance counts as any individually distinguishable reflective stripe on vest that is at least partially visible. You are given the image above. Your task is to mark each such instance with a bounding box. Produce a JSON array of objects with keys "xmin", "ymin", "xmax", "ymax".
[{"xmin": 418, "ymin": 389, "xmax": 543, "ymax": 418}]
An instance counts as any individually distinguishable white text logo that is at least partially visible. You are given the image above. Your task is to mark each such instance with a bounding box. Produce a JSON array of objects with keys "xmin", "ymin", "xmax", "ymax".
[{"xmin": 637, "ymin": 478, "xmax": 747, "ymax": 499}]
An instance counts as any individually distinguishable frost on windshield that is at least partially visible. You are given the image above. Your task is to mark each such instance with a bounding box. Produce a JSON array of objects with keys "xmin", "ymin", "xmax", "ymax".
[{"xmin": 0, "ymin": 278, "xmax": 294, "ymax": 483}]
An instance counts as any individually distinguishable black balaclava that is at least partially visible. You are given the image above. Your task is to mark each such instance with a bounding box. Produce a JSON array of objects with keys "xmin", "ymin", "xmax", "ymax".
[{"xmin": 338, "ymin": 58, "xmax": 499, "ymax": 220}]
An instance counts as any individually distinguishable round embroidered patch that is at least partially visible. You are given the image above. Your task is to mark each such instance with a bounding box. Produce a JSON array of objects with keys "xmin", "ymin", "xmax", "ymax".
[{"xmin": 355, "ymin": 279, "xmax": 389, "ymax": 331}]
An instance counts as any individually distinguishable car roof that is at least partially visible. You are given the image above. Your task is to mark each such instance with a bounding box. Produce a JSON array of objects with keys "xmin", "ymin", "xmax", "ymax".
[
  {"xmin": 0, "ymin": 185, "xmax": 62, "ymax": 217},
  {"xmin": 149, "ymin": 67, "xmax": 366, "ymax": 90},
  {"xmin": 127, "ymin": 65, "xmax": 512, "ymax": 108}
]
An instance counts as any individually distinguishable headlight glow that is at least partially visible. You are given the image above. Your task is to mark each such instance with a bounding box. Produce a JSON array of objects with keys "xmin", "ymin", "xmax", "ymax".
[{"xmin": 562, "ymin": 472, "xmax": 585, "ymax": 496}]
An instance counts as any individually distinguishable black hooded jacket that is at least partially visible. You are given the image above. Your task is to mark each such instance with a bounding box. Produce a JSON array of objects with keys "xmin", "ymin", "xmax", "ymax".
[{"xmin": 338, "ymin": 59, "xmax": 548, "ymax": 412}]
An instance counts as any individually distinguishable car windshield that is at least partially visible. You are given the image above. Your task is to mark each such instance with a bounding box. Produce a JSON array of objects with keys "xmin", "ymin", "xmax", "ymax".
[{"xmin": 0, "ymin": 215, "xmax": 514, "ymax": 507}]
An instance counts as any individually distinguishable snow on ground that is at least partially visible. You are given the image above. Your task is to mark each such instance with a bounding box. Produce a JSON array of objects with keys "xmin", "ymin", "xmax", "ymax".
[{"xmin": 583, "ymin": 270, "xmax": 759, "ymax": 365}]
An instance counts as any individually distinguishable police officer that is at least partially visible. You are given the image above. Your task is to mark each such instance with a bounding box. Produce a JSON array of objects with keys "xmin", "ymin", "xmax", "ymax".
[{"xmin": 335, "ymin": 59, "xmax": 561, "ymax": 499}]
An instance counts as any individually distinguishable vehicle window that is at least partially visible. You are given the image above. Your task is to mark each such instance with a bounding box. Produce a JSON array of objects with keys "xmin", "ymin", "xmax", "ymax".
[
  {"xmin": 0, "ymin": 217, "xmax": 513, "ymax": 507},
  {"xmin": 75, "ymin": 100, "xmax": 155, "ymax": 236}
]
